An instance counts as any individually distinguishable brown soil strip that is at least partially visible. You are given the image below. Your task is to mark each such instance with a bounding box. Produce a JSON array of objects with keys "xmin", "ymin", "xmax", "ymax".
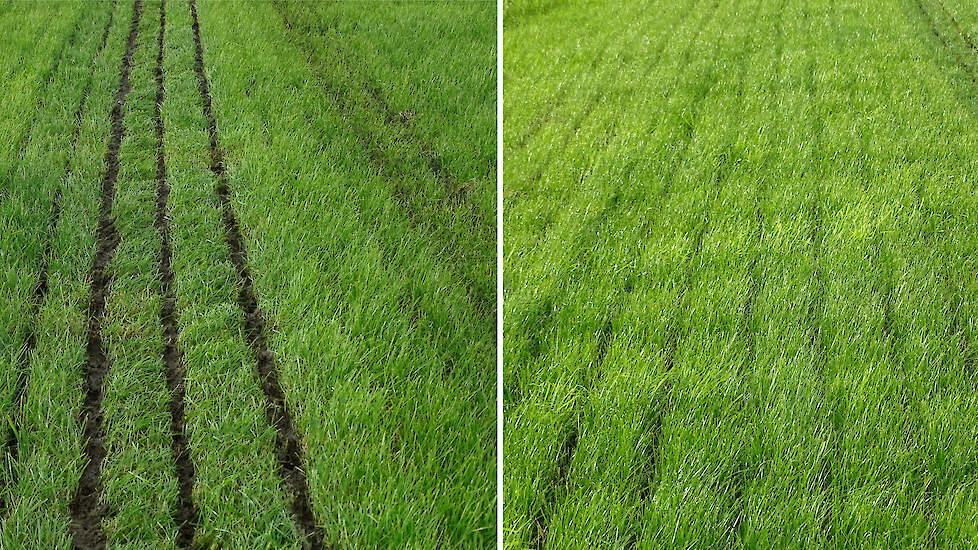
[
  {"xmin": 188, "ymin": 1, "xmax": 324, "ymax": 547},
  {"xmin": 152, "ymin": 0, "xmax": 197, "ymax": 546},
  {"xmin": 0, "ymin": 0, "xmax": 117, "ymax": 521},
  {"xmin": 69, "ymin": 1, "xmax": 143, "ymax": 548}
]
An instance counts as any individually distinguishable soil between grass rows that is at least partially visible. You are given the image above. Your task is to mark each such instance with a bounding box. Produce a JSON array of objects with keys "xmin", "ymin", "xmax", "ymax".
[
  {"xmin": 188, "ymin": 0, "xmax": 324, "ymax": 546},
  {"xmin": 69, "ymin": 1, "xmax": 143, "ymax": 547},
  {"xmin": 152, "ymin": 0, "xmax": 198, "ymax": 545}
]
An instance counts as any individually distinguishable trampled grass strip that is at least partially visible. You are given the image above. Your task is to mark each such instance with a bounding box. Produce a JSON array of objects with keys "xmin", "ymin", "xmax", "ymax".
[
  {"xmin": 188, "ymin": 1, "xmax": 324, "ymax": 546},
  {"xmin": 69, "ymin": 1, "xmax": 143, "ymax": 547},
  {"xmin": 152, "ymin": 0, "xmax": 197, "ymax": 544}
]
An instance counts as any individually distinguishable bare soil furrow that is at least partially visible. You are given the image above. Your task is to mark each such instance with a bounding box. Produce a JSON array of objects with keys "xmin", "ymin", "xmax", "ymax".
[
  {"xmin": 153, "ymin": 0, "xmax": 197, "ymax": 546},
  {"xmin": 188, "ymin": 1, "xmax": 324, "ymax": 547},
  {"xmin": 69, "ymin": 1, "xmax": 143, "ymax": 548}
]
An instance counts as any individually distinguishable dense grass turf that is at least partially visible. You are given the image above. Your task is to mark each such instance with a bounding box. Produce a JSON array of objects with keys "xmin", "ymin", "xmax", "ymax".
[
  {"xmin": 1, "ymin": 0, "xmax": 494, "ymax": 548},
  {"xmin": 2, "ymin": 1, "xmax": 123, "ymax": 544},
  {"xmin": 192, "ymin": 1, "xmax": 495, "ymax": 545},
  {"xmin": 504, "ymin": 0, "xmax": 978, "ymax": 548},
  {"xmin": 0, "ymin": 0, "xmax": 90, "ymax": 470}
]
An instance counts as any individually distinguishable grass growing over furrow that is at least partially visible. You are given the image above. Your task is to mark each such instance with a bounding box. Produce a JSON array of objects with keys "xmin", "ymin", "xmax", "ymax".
[
  {"xmin": 277, "ymin": 0, "xmax": 495, "ymax": 198},
  {"xmin": 186, "ymin": 0, "xmax": 494, "ymax": 546},
  {"xmin": 505, "ymin": 0, "xmax": 978, "ymax": 548},
  {"xmin": 0, "ymin": 3, "xmax": 86, "ymax": 171},
  {"xmin": 269, "ymin": 0, "xmax": 494, "ymax": 319},
  {"xmin": 0, "ymin": 1, "xmax": 91, "ymax": 458}
]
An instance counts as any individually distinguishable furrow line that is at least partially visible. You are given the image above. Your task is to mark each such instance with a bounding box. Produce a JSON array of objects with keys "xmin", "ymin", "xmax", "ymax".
[
  {"xmin": 918, "ymin": 0, "xmax": 978, "ymax": 375},
  {"xmin": 68, "ymin": 1, "xmax": 143, "ymax": 548},
  {"xmin": 271, "ymin": 0, "xmax": 487, "ymax": 218},
  {"xmin": 9, "ymin": 9, "xmax": 86, "ymax": 169},
  {"xmin": 521, "ymin": 0, "xmax": 711, "ymax": 194},
  {"xmin": 797, "ymin": 7, "xmax": 838, "ymax": 537},
  {"xmin": 1, "ymin": 0, "xmax": 118, "ymax": 522},
  {"xmin": 935, "ymin": 0, "xmax": 978, "ymax": 51},
  {"xmin": 630, "ymin": 0, "xmax": 768, "ymax": 541},
  {"xmin": 811, "ymin": 177, "xmax": 836, "ymax": 542},
  {"xmin": 271, "ymin": 1, "xmax": 493, "ymax": 322},
  {"xmin": 505, "ymin": 0, "xmax": 725, "ymax": 411},
  {"xmin": 530, "ymin": 425, "xmax": 578, "ymax": 550},
  {"xmin": 517, "ymin": 0, "xmax": 749, "ymax": 538},
  {"xmin": 153, "ymin": 0, "xmax": 197, "ymax": 546},
  {"xmin": 188, "ymin": 1, "xmax": 325, "ymax": 547},
  {"xmin": 914, "ymin": 0, "xmax": 977, "ymax": 79}
]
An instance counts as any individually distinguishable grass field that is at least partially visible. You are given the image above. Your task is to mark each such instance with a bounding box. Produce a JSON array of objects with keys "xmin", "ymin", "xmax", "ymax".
[
  {"xmin": 0, "ymin": 1, "xmax": 495, "ymax": 548},
  {"xmin": 504, "ymin": 0, "xmax": 978, "ymax": 548}
]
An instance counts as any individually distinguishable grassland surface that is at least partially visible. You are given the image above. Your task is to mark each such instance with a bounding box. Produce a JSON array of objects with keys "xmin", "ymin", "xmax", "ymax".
[
  {"xmin": 0, "ymin": 1, "xmax": 495, "ymax": 548},
  {"xmin": 504, "ymin": 0, "xmax": 978, "ymax": 548}
]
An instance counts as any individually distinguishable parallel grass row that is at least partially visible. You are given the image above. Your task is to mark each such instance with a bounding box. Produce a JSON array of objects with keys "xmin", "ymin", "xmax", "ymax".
[
  {"xmin": 2, "ymin": 0, "xmax": 125, "ymax": 544},
  {"xmin": 192, "ymin": 1, "xmax": 495, "ymax": 545},
  {"xmin": 504, "ymin": 0, "xmax": 978, "ymax": 547},
  {"xmin": 273, "ymin": 0, "xmax": 495, "ymax": 317},
  {"xmin": 2, "ymin": 0, "xmax": 495, "ymax": 547},
  {"xmin": 0, "ymin": 1, "xmax": 90, "ymax": 462}
]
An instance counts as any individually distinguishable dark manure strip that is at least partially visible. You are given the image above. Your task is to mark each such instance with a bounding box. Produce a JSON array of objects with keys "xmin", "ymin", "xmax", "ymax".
[
  {"xmin": 152, "ymin": 0, "xmax": 197, "ymax": 546},
  {"xmin": 188, "ymin": 0, "xmax": 324, "ymax": 547},
  {"xmin": 69, "ymin": 1, "xmax": 143, "ymax": 548}
]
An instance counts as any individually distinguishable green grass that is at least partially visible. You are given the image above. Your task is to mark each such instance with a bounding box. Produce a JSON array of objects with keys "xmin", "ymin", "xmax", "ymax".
[
  {"xmin": 0, "ymin": 0, "xmax": 90, "ymax": 460},
  {"xmin": 1, "ymin": 0, "xmax": 495, "ymax": 548},
  {"xmin": 504, "ymin": 0, "xmax": 978, "ymax": 548},
  {"xmin": 2, "ymin": 0, "xmax": 123, "ymax": 544},
  {"xmin": 193, "ymin": 1, "xmax": 495, "ymax": 545}
]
